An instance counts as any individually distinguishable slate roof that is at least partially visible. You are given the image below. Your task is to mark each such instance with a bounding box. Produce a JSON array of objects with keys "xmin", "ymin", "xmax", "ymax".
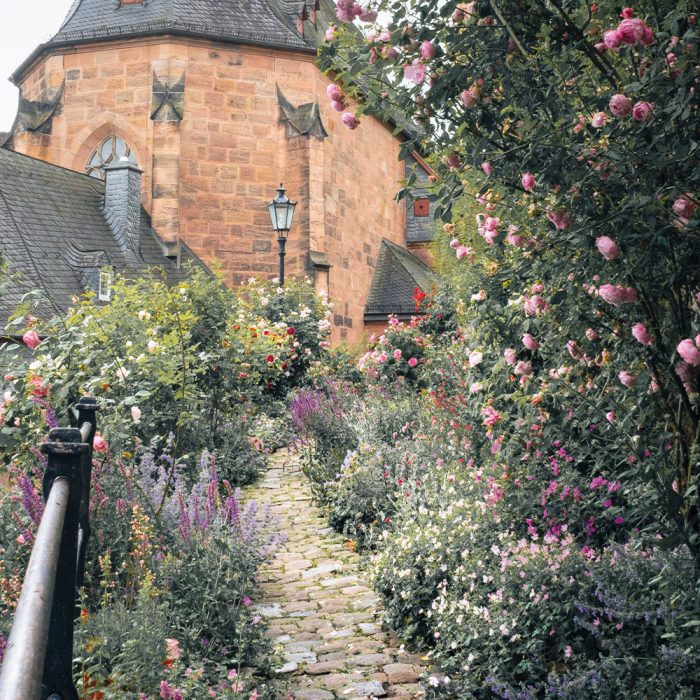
[
  {"xmin": 0, "ymin": 148, "xmax": 200, "ymax": 328},
  {"xmin": 364, "ymin": 239, "xmax": 438, "ymax": 320},
  {"xmin": 13, "ymin": 0, "xmax": 337, "ymax": 82}
]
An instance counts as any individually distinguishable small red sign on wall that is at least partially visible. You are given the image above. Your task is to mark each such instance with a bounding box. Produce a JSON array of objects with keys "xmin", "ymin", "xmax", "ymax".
[{"xmin": 414, "ymin": 198, "xmax": 430, "ymax": 217}]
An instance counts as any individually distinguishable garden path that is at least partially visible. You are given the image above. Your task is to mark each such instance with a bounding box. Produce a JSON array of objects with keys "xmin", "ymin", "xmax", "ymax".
[{"xmin": 247, "ymin": 450, "xmax": 427, "ymax": 700}]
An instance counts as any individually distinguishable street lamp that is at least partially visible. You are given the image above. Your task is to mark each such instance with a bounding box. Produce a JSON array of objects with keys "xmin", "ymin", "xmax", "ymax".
[{"xmin": 267, "ymin": 183, "xmax": 297, "ymax": 286}]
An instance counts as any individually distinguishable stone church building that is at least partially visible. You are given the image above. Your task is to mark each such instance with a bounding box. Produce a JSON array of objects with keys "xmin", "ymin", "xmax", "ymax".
[{"xmin": 3, "ymin": 0, "xmax": 437, "ymax": 343}]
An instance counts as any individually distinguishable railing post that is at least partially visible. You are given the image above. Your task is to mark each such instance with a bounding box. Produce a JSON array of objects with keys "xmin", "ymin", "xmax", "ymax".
[
  {"xmin": 40, "ymin": 428, "xmax": 86, "ymax": 700},
  {"xmin": 75, "ymin": 396, "xmax": 98, "ymax": 588}
]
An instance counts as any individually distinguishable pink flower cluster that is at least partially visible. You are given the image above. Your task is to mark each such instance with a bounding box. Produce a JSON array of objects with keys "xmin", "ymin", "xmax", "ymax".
[
  {"xmin": 335, "ymin": 1, "xmax": 377, "ymax": 23},
  {"xmin": 597, "ymin": 283, "xmax": 638, "ymax": 306},
  {"xmin": 598, "ymin": 12, "xmax": 653, "ymax": 53},
  {"xmin": 327, "ymin": 83, "xmax": 360, "ymax": 130},
  {"xmin": 677, "ymin": 337, "xmax": 700, "ymax": 366},
  {"xmin": 609, "ymin": 95, "xmax": 654, "ymax": 122}
]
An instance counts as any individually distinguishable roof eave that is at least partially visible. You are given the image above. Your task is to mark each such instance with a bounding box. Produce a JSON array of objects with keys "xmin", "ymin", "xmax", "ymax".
[{"xmin": 11, "ymin": 29, "xmax": 317, "ymax": 86}]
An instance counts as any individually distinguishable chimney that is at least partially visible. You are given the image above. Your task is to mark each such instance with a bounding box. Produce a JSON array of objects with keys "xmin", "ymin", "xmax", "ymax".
[{"xmin": 103, "ymin": 157, "xmax": 143, "ymax": 255}]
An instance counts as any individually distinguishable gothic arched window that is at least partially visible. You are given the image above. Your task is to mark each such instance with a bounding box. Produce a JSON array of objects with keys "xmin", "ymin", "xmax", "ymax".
[{"xmin": 85, "ymin": 135, "xmax": 137, "ymax": 179}]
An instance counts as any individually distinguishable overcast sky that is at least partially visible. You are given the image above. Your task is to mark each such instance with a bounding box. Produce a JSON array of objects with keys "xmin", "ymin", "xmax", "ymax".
[{"xmin": 0, "ymin": 1, "xmax": 73, "ymax": 131}]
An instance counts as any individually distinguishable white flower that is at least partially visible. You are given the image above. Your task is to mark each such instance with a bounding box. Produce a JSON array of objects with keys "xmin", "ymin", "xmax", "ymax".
[
  {"xmin": 116, "ymin": 367, "xmax": 130, "ymax": 381},
  {"xmin": 29, "ymin": 360, "xmax": 42, "ymax": 371},
  {"xmin": 131, "ymin": 406, "xmax": 142, "ymax": 422},
  {"xmin": 147, "ymin": 340, "xmax": 158, "ymax": 353},
  {"xmin": 138, "ymin": 310, "xmax": 151, "ymax": 321}
]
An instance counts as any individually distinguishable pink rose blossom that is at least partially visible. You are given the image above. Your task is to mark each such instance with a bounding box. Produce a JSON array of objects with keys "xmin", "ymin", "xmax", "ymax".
[
  {"xmin": 595, "ymin": 236, "xmax": 620, "ymax": 260},
  {"xmin": 449, "ymin": 238, "xmax": 460, "ymax": 249},
  {"xmin": 677, "ymin": 338, "xmax": 700, "ymax": 366},
  {"xmin": 505, "ymin": 225, "xmax": 524, "ymax": 247},
  {"xmin": 619, "ymin": 370, "xmax": 637, "ymax": 387},
  {"xmin": 598, "ymin": 284, "xmax": 638, "ymax": 306},
  {"xmin": 459, "ymin": 88, "xmax": 478, "ymax": 107},
  {"xmin": 420, "ymin": 41, "xmax": 436, "ymax": 60},
  {"xmin": 521, "ymin": 172, "xmax": 535, "ymax": 192},
  {"xmin": 673, "ymin": 195, "xmax": 697, "ymax": 220},
  {"xmin": 621, "ymin": 7, "xmax": 635, "ymax": 19},
  {"xmin": 408, "ymin": 357, "xmax": 418, "ymax": 368},
  {"xmin": 359, "ymin": 8, "xmax": 378, "ymax": 22},
  {"xmin": 325, "ymin": 25, "xmax": 338, "ymax": 41},
  {"xmin": 632, "ymin": 101, "xmax": 653, "ymax": 122},
  {"xmin": 469, "ymin": 350, "xmax": 483, "ymax": 367},
  {"xmin": 404, "ymin": 59, "xmax": 427, "ymax": 84},
  {"xmin": 609, "ymin": 93, "xmax": 633, "ymax": 117},
  {"xmin": 331, "ymin": 100, "xmax": 345, "ymax": 112},
  {"xmin": 618, "ymin": 18, "xmax": 647, "ymax": 44},
  {"xmin": 327, "ymin": 83, "xmax": 343, "ymax": 101},
  {"xmin": 591, "ymin": 111, "xmax": 607, "ymax": 128},
  {"xmin": 22, "ymin": 330, "xmax": 41, "ymax": 350},
  {"xmin": 606, "ymin": 411, "xmax": 616, "ymax": 423},
  {"xmin": 603, "ymin": 29, "xmax": 622, "ymax": 50},
  {"xmin": 522, "ymin": 333, "xmax": 539, "ymax": 350},
  {"xmin": 504, "ymin": 348, "xmax": 517, "ymax": 365},
  {"xmin": 93, "ymin": 434, "xmax": 108, "ymax": 452},
  {"xmin": 335, "ymin": 0, "xmax": 362, "ymax": 22},
  {"xmin": 566, "ymin": 340, "xmax": 584, "ymax": 361},
  {"xmin": 547, "ymin": 209, "xmax": 571, "ymax": 230},
  {"xmin": 631, "ymin": 323, "xmax": 653, "ymax": 346},
  {"xmin": 514, "ymin": 360, "xmax": 532, "ymax": 377},
  {"xmin": 455, "ymin": 246, "xmax": 471, "ymax": 260},
  {"xmin": 524, "ymin": 295, "xmax": 548, "ymax": 316},
  {"xmin": 481, "ymin": 161, "xmax": 493, "ymax": 176},
  {"xmin": 341, "ymin": 112, "xmax": 359, "ymax": 129}
]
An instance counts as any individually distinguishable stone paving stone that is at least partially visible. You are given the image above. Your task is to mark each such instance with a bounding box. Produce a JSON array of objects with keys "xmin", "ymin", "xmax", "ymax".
[{"xmin": 245, "ymin": 452, "xmax": 426, "ymax": 699}]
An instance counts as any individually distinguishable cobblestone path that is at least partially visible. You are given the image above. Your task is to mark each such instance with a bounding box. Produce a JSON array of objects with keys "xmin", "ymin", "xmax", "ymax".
[{"xmin": 249, "ymin": 451, "xmax": 427, "ymax": 700}]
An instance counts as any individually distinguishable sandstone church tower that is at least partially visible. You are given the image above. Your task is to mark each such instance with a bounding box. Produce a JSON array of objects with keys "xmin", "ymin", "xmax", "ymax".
[{"xmin": 5, "ymin": 0, "xmax": 436, "ymax": 342}]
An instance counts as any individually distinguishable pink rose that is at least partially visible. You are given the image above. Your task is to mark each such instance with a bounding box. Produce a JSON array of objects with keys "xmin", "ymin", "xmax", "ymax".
[
  {"xmin": 566, "ymin": 340, "xmax": 584, "ymax": 361},
  {"xmin": 677, "ymin": 338, "xmax": 700, "ymax": 366},
  {"xmin": 547, "ymin": 209, "xmax": 571, "ymax": 230},
  {"xmin": 586, "ymin": 328, "xmax": 599, "ymax": 341},
  {"xmin": 469, "ymin": 351, "xmax": 483, "ymax": 367},
  {"xmin": 504, "ymin": 348, "xmax": 517, "ymax": 365},
  {"xmin": 619, "ymin": 370, "xmax": 637, "ymax": 387},
  {"xmin": 632, "ymin": 101, "xmax": 653, "ymax": 122},
  {"xmin": 514, "ymin": 361, "xmax": 532, "ymax": 376},
  {"xmin": 521, "ymin": 172, "xmax": 535, "ymax": 192},
  {"xmin": 620, "ymin": 8, "xmax": 635, "ymax": 19},
  {"xmin": 609, "ymin": 93, "xmax": 633, "ymax": 117},
  {"xmin": 341, "ymin": 112, "xmax": 359, "ymax": 129},
  {"xmin": 505, "ymin": 225, "xmax": 524, "ymax": 247},
  {"xmin": 331, "ymin": 100, "xmax": 345, "ymax": 112},
  {"xmin": 459, "ymin": 88, "xmax": 478, "ymax": 107},
  {"xmin": 481, "ymin": 161, "xmax": 493, "ymax": 176},
  {"xmin": 598, "ymin": 284, "xmax": 638, "ymax": 306},
  {"xmin": 22, "ymin": 330, "xmax": 41, "ymax": 350},
  {"xmin": 404, "ymin": 59, "xmax": 426, "ymax": 84},
  {"xmin": 606, "ymin": 411, "xmax": 616, "ymax": 423},
  {"xmin": 591, "ymin": 111, "xmax": 607, "ymax": 128},
  {"xmin": 524, "ymin": 295, "xmax": 547, "ymax": 316},
  {"xmin": 603, "ymin": 29, "xmax": 622, "ymax": 50},
  {"xmin": 93, "ymin": 434, "xmax": 108, "ymax": 452},
  {"xmin": 455, "ymin": 245, "xmax": 471, "ymax": 260},
  {"xmin": 420, "ymin": 41, "xmax": 436, "ymax": 60},
  {"xmin": 631, "ymin": 323, "xmax": 653, "ymax": 346},
  {"xmin": 595, "ymin": 236, "xmax": 620, "ymax": 260},
  {"xmin": 394, "ymin": 349, "xmax": 402, "ymax": 361},
  {"xmin": 408, "ymin": 357, "xmax": 418, "ymax": 368},
  {"xmin": 449, "ymin": 238, "xmax": 460, "ymax": 249},
  {"xmin": 673, "ymin": 195, "xmax": 697, "ymax": 220},
  {"xmin": 522, "ymin": 334, "xmax": 539, "ymax": 351},
  {"xmin": 325, "ymin": 25, "xmax": 338, "ymax": 41},
  {"xmin": 326, "ymin": 84, "xmax": 343, "ymax": 101},
  {"xmin": 618, "ymin": 18, "xmax": 647, "ymax": 44}
]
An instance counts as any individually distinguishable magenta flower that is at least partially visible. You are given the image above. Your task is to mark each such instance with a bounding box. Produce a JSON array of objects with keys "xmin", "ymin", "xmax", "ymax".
[
  {"xmin": 632, "ymin": 101, "xmax": 653, "ymax": 122},
  {"xmin": 598, "ymin": 284, "xmax": 638, "ymax": 306},
  {"xmin": 326, "ymin": 83, "xmax": 343, "ymax": 101},
  {"xmin": 481, "ymin": 161, "xmax": 493, "ymax": 176},
  {"xmin": 609, "ymin": 93, "xmax": 633, "ymax": 117},
  {"xmin": 591, "ymin": 111, "xmax": 607, "ymax": 128},
  {"xmin": 521, "ymin": 172, "xmax": 535, "ymax": 192},
  {"xmin": 331, "ymin": 99, "xmax": 345, "ymax": 112},
  {"xmin": 618, "ymin": 18, "xmax": 647, "ymax": 44},
  {"xmin": 631, "ymin": 323, "xmax": 653, "ymax": 346},
  {"xmin": 595, "ymin": 236, "xmax": 620, "ymax": 260},
  {"xmin": 677, "ymin": 338, "xmax": 700, "ymax": 366},
  {"xmin": 22, "ymin": 330, "xmax": 41, "ymax": 350},
  {"xmin": 408, "ymin": 357, "xmax": 418, "ymax": 368},
  {"xmin": 603, "ymin": 29, "xmax": 622, "ymax": 50},
  {"xmin": 341, "ymin": 112, "xmax": 359, "ymax": 130}
]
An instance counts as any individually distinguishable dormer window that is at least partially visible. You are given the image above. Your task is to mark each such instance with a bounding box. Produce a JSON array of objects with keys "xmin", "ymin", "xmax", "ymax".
[
  {"xmin": 98, "ymin": 267, "xmax": 114, "ymax": 301},
  {"xmin": 414, "ymin": 199, "xmax": 430, "ymax": 217}
]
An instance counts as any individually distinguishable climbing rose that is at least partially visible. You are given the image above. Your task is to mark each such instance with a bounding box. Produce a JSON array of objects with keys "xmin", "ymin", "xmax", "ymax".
[
  {"xmin": 326, "ymin": 84, "xmax": 343, "ymax": 101},
  {"xmin": 22, "ymin": 330, "xmax": 41, "ymax": 350},
  {"xmin": 632, "ymin": 323, "xmax": 653, "ymax": 346},
  {"xmin": 341, "ymin": 112, "xmax": 359, "ymax": 129},
  {"xmin": 469, "ymin": 351, "xmax": 483, "ymax": 367},
  {"xmin": 459, "ymin": 88, "xmax": 478, "ymax": 107},
  {"xmin": 566, "ymin": 340, "xmax": 584, "ymax": 360},
  {"xmin": 547, "ymin": 209, "xmax": 571, "ymax": 230},
  {"xmin": 621, "ymin": 7, "xmax": 635, "ymax": 18},
  {"xmin": 522, "ymin": 334, "xmax": 539, "ymax": 350},
  {"xmin": 420, "ymin": 41, "xmax": 436, "ymax": 60},
  {"xmin": 677, "ymin": 339, "xmax": 700, "ymax": 366},
  {"xmin": 609, "ymin": 93, "xmax": 633, "ymax": 116},
  {"xmin": 394, "ymin": 349, "xmax": 402, "ymax": 361},
  {"xmin": 331, "ymin": 100, "xmax": 345, "ymax": 112},
  {"xmin": 481, "ymin": 161, "xmax": 493, "ymax": 176},
  {"xmin": 673, "ymin": 195, "xmax": 697, "ymax": 219},
  {"xmin": 619, "ymin": 370, "xmax": 637, "ymax": 387},
  {"xmin": 586, "ymin": 328, "xmax": 599, "ymax": 341},
  {"xmin": 325, "ymin": 25, "xmax": 337, "ymax": 41},
  {"xmin": 449, "ymin": 238, "xmax": 460, "ymax": 249},
  {"xmin": 595, "ymin": 236, "xmax": 620, "ymax": 260},
  {"xmin": 408, "ymin": 357, "xmax": 418, "ymax": 368},
  {"xmin": 131, "ymin": 406, "xmax": 142, "ymax": 422},
  {"xmin": 93, "ymin": 434, "xmax": 108, "ymax": 452},
  {"xmin": 521, "ymin": 172, "xmax": 535, "ymax": 191},
  {"xmin": 618, "ymin": 18, "xmax": 647, "ymax": 44},
  {"xmin": 523, "ymin": 295, "xmax": 547, "ymax": 316},
  {"xmin": 598, "ymin": 284, "xmax": 638, "ymax": 306},
  {"xmin": 455, "ymin": 245, "xmax": 471, "ymax": 260},
  {"xmin": 514, "ymin": 361, "xmax": 532, "ymax": 377},
  {"xmin": 335, "ymin": 0, "xmax": 361, "ymax": 22},
  {"xmin": 603, "ymin": 29, "xmax": 622, "ymax": 50},
  {"xmin": 591, "ymin": 111, "xmax": 607, "ymax": 128},
  {"xmin": 504, "ymin": 348, "xmax": 517, "ymax": 365},
  {"xmin": 632, "ymin": 101, "xmax": 653, "ymax": 121},
  {"xmin": 404, "ymin": 59, "xmax": 426, "ymax": 84}
]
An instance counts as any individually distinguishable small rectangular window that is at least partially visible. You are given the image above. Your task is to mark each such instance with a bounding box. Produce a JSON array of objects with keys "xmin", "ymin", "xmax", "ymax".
[
  {"xmin": 414, "ymin": 198, "xmax": 430, "ymax": 217},
  {"xmin": 98, "ymin": 268, "xmax": 114, "ymax": 301}
]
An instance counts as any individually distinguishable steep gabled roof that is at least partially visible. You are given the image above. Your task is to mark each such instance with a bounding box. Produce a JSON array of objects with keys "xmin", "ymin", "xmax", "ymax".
[
  {"xmin": 364, "ymin": 239, "xmax": 438, "ymax": 320},
  {"xmin": 0, "ymin": 148, "xmax": 200, "ymax": 327},
  {"xmin": 13, "ymin": 0, "xmax": 338, "ymax": 83}
]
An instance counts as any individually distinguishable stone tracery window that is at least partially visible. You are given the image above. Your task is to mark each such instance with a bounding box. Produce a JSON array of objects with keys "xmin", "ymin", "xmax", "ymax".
[{"xmin": 85, "ymin": 135, "xmax": 137, "ymax": 179}]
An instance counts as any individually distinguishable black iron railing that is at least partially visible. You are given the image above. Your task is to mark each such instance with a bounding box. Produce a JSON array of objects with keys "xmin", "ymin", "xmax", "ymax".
[{"xmin": 0, "ymin": 397, "xmax": 98, "ymax": 700}]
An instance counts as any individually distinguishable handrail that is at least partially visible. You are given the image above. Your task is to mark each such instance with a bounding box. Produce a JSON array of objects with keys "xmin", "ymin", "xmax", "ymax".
[{"xmin": 0, "ymin": 396, "xmax": 99, "ymax": 700}]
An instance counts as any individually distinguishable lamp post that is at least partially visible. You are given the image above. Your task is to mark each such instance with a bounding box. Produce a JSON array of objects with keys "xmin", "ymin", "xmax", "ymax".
[{"xmin": 267, "ymin": 183, "xmax": 297, "ymax": 287}]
